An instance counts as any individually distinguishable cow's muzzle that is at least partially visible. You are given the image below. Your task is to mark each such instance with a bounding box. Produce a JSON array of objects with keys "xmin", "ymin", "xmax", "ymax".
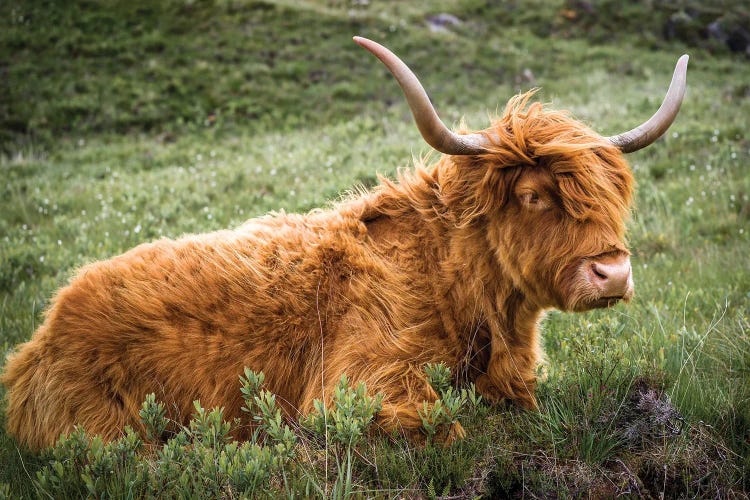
[{"xmin": 585, "ymin": 253, "xmax": 634, "ymax": 306}]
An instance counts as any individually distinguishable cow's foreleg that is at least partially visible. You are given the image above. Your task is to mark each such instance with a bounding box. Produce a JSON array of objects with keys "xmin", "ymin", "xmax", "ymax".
[
  {"xmin": 370, "ymin": 363, "xmax": 466, "ymax": 445},
  {"xmin": 378, "ymin": 402, "xmax": 466, "ymax": 445},
  {"xmin": 301, "ymin": 359, "xmax": 465, "ymax": 445},
  {"xmin": 377, "ymin": 367, "xmax": 466, "ymax": 445},
  {"xmin": 475, "ymin": 337, "xmax": 539, "ymax": 410}
]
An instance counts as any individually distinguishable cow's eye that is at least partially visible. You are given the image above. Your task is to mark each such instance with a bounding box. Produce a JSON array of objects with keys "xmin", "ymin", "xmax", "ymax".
[{"xmin": 520, "ymin": 191, "xmax": 540, "ymax": 206}]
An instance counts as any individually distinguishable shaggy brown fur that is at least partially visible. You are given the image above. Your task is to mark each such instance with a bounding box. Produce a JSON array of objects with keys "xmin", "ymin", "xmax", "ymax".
[{"xmin": 2, "ymin": 93, "xmax": 634, "ymax": 450}]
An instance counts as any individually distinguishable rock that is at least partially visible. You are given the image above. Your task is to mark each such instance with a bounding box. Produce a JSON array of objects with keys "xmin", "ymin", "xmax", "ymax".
[
  {"xmin": 515, "ymin": 68, "xmax": 536, "ymax": 86},
  {"xmin": 708, "ymin": 16, "xmax": 750, "ymax": 56},
  {"xmin": 426, "ymin": 13, "xmax": 463, "ymax": 34},
  {"xmin": 726, "ymin": 25, "xmax": 750, "ymax": 55}
]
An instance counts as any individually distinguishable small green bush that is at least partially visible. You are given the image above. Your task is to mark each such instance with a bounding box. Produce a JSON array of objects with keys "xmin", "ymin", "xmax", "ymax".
[
  {"xmin": 35, "ymin": 427, "xmax": 146, "ymax": 498},
  {"xmin": 301, "ymin": 374, "xmax": 383, "ymax": 498},
  {"xmin": 301, "ymin": 374, "xmax": 382, "ymax": 448},
  {"xmin": 240, "ymin": 367, "xmax": 297, "ymax": 458},
  {"xmin": 420, "ymin": 363, "xmax": 482, "ymax": 441},
  {"xmin": 139, "ymin": 392, "xmax": 167, "ymax": 442},
  {"xmin": 34, "ymin": 369, "xmax": 297, "ymax": 498}
]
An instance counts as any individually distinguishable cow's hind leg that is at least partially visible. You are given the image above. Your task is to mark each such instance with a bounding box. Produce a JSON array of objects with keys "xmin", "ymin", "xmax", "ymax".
[{"xmin": 3, "ymin": 338, "xmax": 135, "ymax": 450}]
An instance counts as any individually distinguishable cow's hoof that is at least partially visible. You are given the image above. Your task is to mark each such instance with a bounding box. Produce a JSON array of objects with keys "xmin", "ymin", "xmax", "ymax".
[
  {"xmin": 450, "ymin": 421, "xmax": 466, "ymax": 440},
  {"xmin": 516, "ymin": 394, "xmax": 539, "ymax": 411},
  {"xmin": 442, "ymin": 421, "xmax": 466, "ymax": 446}
]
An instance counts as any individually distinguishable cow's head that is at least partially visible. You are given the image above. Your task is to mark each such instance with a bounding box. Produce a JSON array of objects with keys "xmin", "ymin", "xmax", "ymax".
[{"xmin": 354, "ymin": 37, "xmax": 688, "ymax": 312}]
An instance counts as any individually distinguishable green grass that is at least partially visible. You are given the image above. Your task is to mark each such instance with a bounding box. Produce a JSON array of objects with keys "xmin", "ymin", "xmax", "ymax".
[{"xmin": 2, "ymin": 0, "xmax": 749, "ymax": 497}]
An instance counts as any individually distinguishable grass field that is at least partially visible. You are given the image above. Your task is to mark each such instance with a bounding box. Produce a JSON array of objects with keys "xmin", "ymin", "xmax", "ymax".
[{"xmin": 1, "ymin": 0, "xmax": 749, "ymax": 497}]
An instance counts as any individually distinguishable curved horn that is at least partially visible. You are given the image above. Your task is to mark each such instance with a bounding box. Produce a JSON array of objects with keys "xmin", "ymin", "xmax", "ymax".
[
  {"xmin": 353, "ymin": 36, "xmax": 489, "ymax": 156},
  {"xmin": 607, "ymin": 55, "xmax": 689, "ymax": 153}
]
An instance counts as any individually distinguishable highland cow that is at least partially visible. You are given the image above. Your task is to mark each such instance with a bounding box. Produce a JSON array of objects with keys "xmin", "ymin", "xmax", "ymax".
[{"xmin": 1, "ymin": 37, "xmax": 688, "ymax": 450}]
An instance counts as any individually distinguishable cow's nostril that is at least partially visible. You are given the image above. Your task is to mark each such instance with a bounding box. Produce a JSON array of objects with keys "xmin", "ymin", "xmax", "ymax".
[
  {"xmin": 591, "ymin": 263, "xmax": 608, "ymax": 281},
  {"xmin": 587, "ymin": 256, "xmax": 632, "ymax": 298}
]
